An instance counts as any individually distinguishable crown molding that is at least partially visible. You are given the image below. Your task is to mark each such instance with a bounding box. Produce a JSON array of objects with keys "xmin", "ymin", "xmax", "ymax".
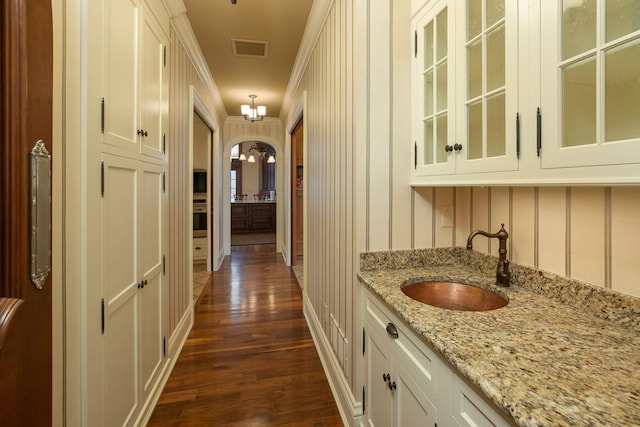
[
  {"xmin": 280, "ymin": 0, "xmax": 334, "ymax": 122},
  {"xmin": 162, "ymin": 0, "xmax": 228, "ymax": 122}
]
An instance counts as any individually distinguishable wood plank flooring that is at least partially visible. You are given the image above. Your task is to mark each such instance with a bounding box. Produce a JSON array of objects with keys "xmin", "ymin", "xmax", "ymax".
[{"xmin": 148, "ymin": 248, "xmax": 344, "ymax": 427}]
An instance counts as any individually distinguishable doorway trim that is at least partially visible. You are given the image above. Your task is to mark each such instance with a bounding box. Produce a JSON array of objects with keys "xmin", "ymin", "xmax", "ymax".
[
  {"xmin": 284, "ymin": 92, "xmax": 307, "ymax": 275},
  {"xmin": 188, "ymin": 86, "xmax": 222, "ymax": 271}
]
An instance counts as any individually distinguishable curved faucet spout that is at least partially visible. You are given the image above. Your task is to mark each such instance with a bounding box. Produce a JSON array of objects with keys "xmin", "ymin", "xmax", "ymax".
[{"xmin": 466, "ymin": 224, "xmax": 510, "ymax": 287}]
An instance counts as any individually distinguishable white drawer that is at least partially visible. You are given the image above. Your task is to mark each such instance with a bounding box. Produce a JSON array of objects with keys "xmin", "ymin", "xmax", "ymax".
[{"xmin": 193, "ymin": 238, "xmax": 207, "ymax": 260}]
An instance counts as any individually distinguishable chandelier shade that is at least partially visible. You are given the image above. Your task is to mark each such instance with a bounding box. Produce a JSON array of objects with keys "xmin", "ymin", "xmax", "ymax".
[
  {"xmin": 241, "ymin": 94, "xmax": 266, "ymax": 123},
  {"xmin": 239, "ymin": 142, "xmax": 276, "ymax": 164}
]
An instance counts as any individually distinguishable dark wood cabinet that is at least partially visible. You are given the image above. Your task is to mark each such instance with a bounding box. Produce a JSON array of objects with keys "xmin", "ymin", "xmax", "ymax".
[
  {"xmin": 231, "ymin": 202, "xmax": 275, "ymax": 233},
  {"xmin": 260, "ymin": 158, "xmax": 276, "ymax": 192}
]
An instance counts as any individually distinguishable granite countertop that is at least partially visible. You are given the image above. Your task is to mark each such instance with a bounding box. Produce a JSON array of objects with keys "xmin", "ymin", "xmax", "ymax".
[{"xmin": 358, "ymin": 247, "xmax": 640, "ymax": 426}]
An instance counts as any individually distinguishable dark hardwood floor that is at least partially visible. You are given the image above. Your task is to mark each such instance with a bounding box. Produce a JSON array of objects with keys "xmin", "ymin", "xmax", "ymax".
[{"xmin": 148, "ymin": 247, "xmax": 344, "ymax": 426}]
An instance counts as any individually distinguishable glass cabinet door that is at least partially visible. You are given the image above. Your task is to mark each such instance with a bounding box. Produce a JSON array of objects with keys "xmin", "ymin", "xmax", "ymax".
[
  {"xmin": 541, "ymin": 0, "xmax": 640, "ymax": 168},
  {"xmin": 456, "ymin": 0, "xmax": 519, "ymax": 174},
  {"xmin": 413, "ymin": 0, "xmax": 455, "ymax": 177}
]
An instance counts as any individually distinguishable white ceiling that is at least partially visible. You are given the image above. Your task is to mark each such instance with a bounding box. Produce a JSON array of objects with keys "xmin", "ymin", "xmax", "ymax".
[{"xmin": 183, "ymin": 0, "xmax": 314, "ymax": 118}]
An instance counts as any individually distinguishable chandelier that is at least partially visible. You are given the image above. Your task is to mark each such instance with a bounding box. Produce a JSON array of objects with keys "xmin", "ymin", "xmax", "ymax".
[
  {"xmin": 239, "ymin": 142, "xmax": 275, "ymax": 163},
  {"xmin": 241, "ymin": 95, "xmax": 266, "ymax": 123}
]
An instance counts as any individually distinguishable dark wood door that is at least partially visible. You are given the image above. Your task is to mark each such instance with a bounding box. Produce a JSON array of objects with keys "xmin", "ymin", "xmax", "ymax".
[
  {"xmin": 0, "ymin": 1, "xmax": 53, "ymax": 425},
  {"xmin": 290, "ymin": 119, "xmax": 303, "ymax": 265}
]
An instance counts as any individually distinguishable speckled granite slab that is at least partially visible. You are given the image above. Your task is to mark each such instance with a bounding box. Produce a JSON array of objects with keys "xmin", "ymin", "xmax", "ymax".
[{"xmin": 358, "ymin": 248, "xmax": 640, "ymax": 427}]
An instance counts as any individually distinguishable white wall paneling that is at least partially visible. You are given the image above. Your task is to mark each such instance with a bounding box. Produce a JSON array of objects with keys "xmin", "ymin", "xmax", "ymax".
[
  {"xmin": 570, "ymin": 187, "xmax": 605, "ymax": 287},
  {"xmin": 511, "ymin": 187, "xmax": 535, "ymax": 268},
  {"xmin": 167, "ymin": 26, "xmax": 221, "ymax": 348},
  {"xmin": 611, "ymin": 187, "xmax": 640, "ymax": 297},
  {"xmin": 280, "ymin": 0, "xmax": 360, "ymax": 423},
  {"xmin": 537, "ymin": 187, "xmax": 567, "ymax": 275}
]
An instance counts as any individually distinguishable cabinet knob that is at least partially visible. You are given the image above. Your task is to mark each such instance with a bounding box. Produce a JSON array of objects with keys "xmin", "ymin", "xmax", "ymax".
[
  {"xmin": 137, "ymin": 129, "xmax": 148, "ymax": 137},
  {"xmin": 388, "ymin": 381, "xmax": 397, "ymax": 391},
  {"xmin": 382, "ymin": 373, "xmax": 390, "ymax": 383},
  {"xmin": 454, "ymin": 143, "xmax": 462, "ymax": 152},
  {"xmin": 386, "ymin": 322, "xmax": 399, "ymax": 339},
  {"xmin": 444, "ymin": 145, "xmax": 453, "ymax": 153}
]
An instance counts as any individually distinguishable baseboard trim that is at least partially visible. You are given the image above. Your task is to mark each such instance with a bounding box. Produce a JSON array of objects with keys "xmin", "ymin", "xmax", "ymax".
[{"xmin": 303, "ymin": 296, "xmax": 362, "ymax": 426}]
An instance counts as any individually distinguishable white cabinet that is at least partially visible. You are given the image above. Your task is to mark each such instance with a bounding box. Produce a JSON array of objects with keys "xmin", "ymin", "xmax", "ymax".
[
  {"xmin": 539, "ymin": 1, "xmax": 640, "ymax": 170},
  {"xmin": 452, "ymin": 375, "xmax": 512, "ymax": 427},
  {"xmin": 362, "ymin": 288, "xmax": 514, "ymax": 427},
  {"xmin": 101, "ymin": 155, "xmax": 165, "ymax": 426},
  {"xmin": 363, "ymin": 291, "xmax": 439, "ymax": 427},
  {"xmin": 102, "ymin": 0, "xmax": 167, "ymax": 160},
  {"xmin": 410, "ymin": 0, "xmax": 640, "ymax": 185},
  {"xmin": 86, "ymin": 1, "xmax": 169, "ymax": 425},
  {"xmin": 193, "ymin": 237, "xmax": 208, "ymax": 262},
  {"xmin": 412, "ymin": 0, "xmax": 518, "ymax": 179}
]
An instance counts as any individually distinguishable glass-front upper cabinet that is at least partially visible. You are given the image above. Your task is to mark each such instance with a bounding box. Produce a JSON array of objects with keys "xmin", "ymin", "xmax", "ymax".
[
  {"xmin": 412, "ymin": 0, "xmax": 518, "ymax": 179},
  {"xmin": 541, "ymin": 0, "xmax": 640, "ymax": 169},
  {"xmin": 413, "ymin": 0, "xmax": 454, "ymax": 176}
]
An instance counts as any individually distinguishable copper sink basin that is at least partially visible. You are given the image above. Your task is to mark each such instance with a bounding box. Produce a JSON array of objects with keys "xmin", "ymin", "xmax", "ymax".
[{"xmin": 402, "ymin": 281, "xmax": 508, "ymax": 311}]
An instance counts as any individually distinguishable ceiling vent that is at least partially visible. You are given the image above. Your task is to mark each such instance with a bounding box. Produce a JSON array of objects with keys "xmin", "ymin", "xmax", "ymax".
[{"xmin": 231, "ymin": 39, "xmax": 269, "ymax": 58}]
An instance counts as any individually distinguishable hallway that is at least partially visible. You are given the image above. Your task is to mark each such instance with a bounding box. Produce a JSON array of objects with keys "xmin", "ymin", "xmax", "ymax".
[{"xmin": 148, "ymin": 248, "xmax": 343, "ymax": 426}]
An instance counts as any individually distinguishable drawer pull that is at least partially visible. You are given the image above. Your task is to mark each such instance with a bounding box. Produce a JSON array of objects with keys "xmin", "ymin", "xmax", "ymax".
[{"xmin": 386, "ymin": 322, "xmax": 399, "ymax": 339}]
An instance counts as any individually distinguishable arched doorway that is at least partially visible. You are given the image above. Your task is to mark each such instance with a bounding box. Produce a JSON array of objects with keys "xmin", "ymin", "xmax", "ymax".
[{"xmin": 229, "ymin": 141, "xmax": 277, "ymax": 248}]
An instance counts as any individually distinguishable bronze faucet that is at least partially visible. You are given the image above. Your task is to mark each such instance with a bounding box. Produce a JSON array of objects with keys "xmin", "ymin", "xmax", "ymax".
[{"xmin": 466, "ymin": 224, "xmax": 511, "ymax": 287}]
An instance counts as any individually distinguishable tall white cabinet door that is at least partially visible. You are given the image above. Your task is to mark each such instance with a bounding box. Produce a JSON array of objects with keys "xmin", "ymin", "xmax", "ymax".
[
  {"xmin": 101, "ymin": 154, "xmax": 141, "ymax": 427},
  {"xmin": 102, "ymin": 0, "xmax": 140, "ymax": 153},
  {"xmin": 139, "ymin": 164, "xmax": 164, "ymax": 398},
  {"xmin": 139, "ymin": 6, "xmax": 166, "ymax": 160}
]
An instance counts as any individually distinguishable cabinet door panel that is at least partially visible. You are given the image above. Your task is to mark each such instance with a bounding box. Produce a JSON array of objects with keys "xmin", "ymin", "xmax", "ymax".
[
  {"xmin": 140, "ymin": 166, "xmax": 164, "ymax": 396},
  {"xmin": 413, "ymin": 0, "xmax": 455, "ymax": 177},
  {"xmin": 104, "ymin": 293, "xmax": 139, "ymax": 427},
  {"xmin": 540, "ymin": 1, "xmax": 640, "ymax": 169},
  {"xmin": 456, "ymin": 0, "xmax": 518, "ymax": 174},
  {"xmin": 395, "ymin": 362, "xmax": 437, "ymax": 427},
  {"xmin": 103, "ymin": 0, "xmax": 139, "ymax": 152},
  {"xmin": 102, "ymin": 155, "xmax": 140, "ymax": 427},
  {"xmin": 140, "ymin": 8, "xmax": 165, "ymax": 160},
  {"xmin": 365, "ymin": 327, "xmax": 393, "ymax": 427},
  {"xmin": 453, "ymin": 375, "xmax": 511, "ymax": 427}
]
